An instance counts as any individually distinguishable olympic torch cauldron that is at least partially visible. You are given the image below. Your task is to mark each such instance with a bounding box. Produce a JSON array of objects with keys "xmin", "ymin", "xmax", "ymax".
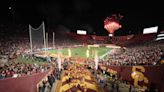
[{"xmin": 104, "ymin": 14, "xmax": 123, "ymax": 36}]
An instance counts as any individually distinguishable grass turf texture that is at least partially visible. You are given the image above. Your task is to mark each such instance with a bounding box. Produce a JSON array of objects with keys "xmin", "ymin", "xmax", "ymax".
[
  {"xmin": 48, "ymin": 47, "xmax": 112, "ymax": 58},
  {"xmin": 16, "ymin": 56, "xmax": 49, "ymax": 65}
]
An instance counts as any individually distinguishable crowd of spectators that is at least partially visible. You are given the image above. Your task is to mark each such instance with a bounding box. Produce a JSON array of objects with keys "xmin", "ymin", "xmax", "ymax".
[
  {"xmin": 0, "ymin": 25, "xmax": 81, "ymax": 81},
  {"xmin": 100, "ymin": 40, "xmax": 164, "ymax": 66},
  {"xmin": 0, "ymin": 61, "xmax": 51, "ymax": 79},
  {"xmin": 0, "ymin": 38, "xmax": 29, "ymax": 64},
  {"xmin": 38, "ymin": 59, "xmax": 68, "ymax": 92},
  {"xmin": 38, "ymin": 69, "xmax": 60, "ymax": 92},
  {"xmin": 0, "ymin": 24, "xmax": 164, "ymax": 92}
]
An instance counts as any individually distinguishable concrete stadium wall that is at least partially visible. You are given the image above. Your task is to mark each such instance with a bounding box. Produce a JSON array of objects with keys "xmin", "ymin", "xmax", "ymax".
[{"xmin": 0, "ymin": 70, "xmax": 50, "ymax": 92}]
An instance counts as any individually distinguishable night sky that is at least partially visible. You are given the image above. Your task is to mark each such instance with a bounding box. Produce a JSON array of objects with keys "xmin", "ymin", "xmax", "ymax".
[{"xmin": 0, "ymin": 0, "xmax": 163, "ymax": 35}]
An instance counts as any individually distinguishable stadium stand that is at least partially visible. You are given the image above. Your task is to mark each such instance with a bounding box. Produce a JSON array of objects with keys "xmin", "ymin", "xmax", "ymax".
[
  {"xmin": 0, "ymin": 25, "xmax": 164, "ymax": 92},
  {"xmin": 111, "ymin": 33, "xmax": 157, "ymax": 46}
]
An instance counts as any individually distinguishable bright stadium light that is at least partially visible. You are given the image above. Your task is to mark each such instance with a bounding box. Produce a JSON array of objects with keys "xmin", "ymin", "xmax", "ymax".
[
  {"xmin": 108, "ymin": 34, "xmax": 113, "ymax": 37},
  {"xmin": 9, "ymin": 6, "xmax": 12, "ymax": 10},
  {"xmin": 156, "ymin": 37, "xmax": 164, "ymax": 41},
  {"xmin": 156, "ymin": 31, "xmax": 164, "ymax": 40},
  {"xmin": 77, "ymin": 30, "xmax": 87, "ymax": 35},
  {"xmin": 157, "ymin": 34, "xmax": 164, "ymax": 37},
  {"xmin": 143, "ymin": 26, "xmax": 158, "ymax": 34}
]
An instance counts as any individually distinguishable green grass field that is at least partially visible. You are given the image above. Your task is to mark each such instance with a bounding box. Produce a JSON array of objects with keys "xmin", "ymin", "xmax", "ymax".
[
  {"xmin": 48, "ymin": 46, "xmax": 112, "ymax": 58},
  {"xmin": 16, "ymin": 56, "xmax": 49, "ymax": 65}
]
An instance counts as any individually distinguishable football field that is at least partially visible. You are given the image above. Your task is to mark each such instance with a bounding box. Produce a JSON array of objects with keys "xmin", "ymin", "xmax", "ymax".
[{"xmin": 47, "ymin": 46, "xmax": 112, "ymax": 59}]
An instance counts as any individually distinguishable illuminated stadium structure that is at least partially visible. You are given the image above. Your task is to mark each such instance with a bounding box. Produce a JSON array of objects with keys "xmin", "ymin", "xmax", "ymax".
[{"xmin": 0, "ymin": 14, "xmax": 164, "ymax": 92}]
